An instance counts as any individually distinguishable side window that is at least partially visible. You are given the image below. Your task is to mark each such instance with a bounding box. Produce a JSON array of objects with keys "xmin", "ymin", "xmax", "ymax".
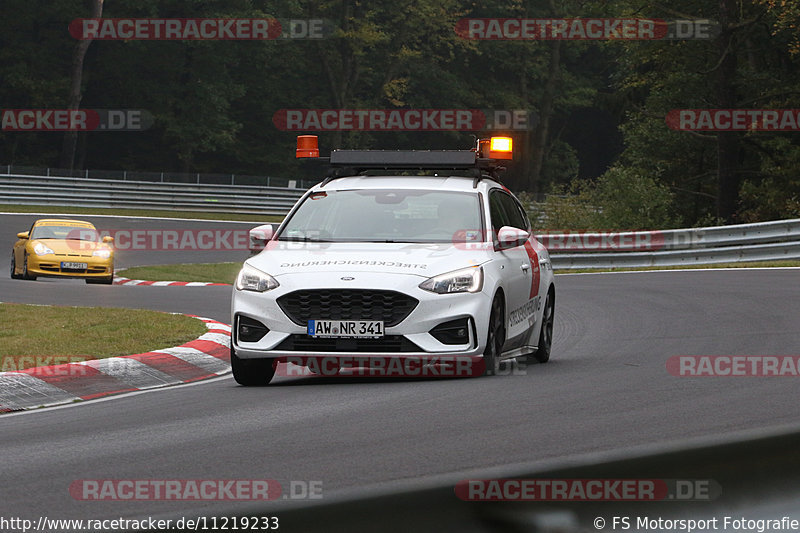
[
  {"xmin": 489, "ymin": 191, "xmax": 510, "ymax": 232},
  {"xmin": 508, "ymin": 195, "xmax": 531, "ymax": 231},
  {"xmin": 495, "ymin": 190, "xmax": 528, "ymax": 231}
]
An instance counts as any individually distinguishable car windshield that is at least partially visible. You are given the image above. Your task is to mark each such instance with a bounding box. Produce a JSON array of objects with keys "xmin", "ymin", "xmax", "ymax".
[
  {"xmin": 31, "ymin": 225, "xmax": 99, "ymax": 241},
  {"xmin": 279, "ymin": 189, "xmax": 483, "ymax": 243}
]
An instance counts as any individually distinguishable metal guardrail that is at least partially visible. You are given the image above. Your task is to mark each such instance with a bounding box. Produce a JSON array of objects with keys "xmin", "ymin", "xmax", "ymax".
[
  {"xmin": 539, "ymin": 218, "xmax": 800, "ymax": 269},
  {"xmin": 0, "ymin": 174, "xmax": 308, "ymax": 216},
  {"xmin": 2, "ymin": 173, "xmax": 798, "ymax": 266},
  {"xmin": 0, "ymin": 163, "xmax": 315, "ymax": 189}
]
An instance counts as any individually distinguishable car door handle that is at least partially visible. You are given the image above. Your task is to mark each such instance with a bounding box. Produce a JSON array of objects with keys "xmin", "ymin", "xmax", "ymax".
[{"xmin": 521, "ymin": 263, "xmax": 530, "ymax": 272}]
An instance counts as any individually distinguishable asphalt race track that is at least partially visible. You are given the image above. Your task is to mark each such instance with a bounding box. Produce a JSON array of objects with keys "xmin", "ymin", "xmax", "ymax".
[{"xmin": 2, "ymin": 213, "xmax": 800, "ymax": 527}]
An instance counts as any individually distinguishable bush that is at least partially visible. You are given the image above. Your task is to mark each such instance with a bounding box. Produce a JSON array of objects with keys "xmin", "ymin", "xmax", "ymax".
[{"xmin": 524, "ymin": 166, "xmax": 677, "ymax": 230}]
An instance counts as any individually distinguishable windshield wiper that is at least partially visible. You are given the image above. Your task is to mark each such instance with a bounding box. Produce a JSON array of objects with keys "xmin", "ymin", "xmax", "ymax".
[{"xmin": 280, "ymin": 236, "xmax": 332, "ymax": 242}]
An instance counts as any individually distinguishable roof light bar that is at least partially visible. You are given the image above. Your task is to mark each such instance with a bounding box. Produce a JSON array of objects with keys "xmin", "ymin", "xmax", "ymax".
[
  {"xmin": 329, "ymin": 150, "xmax": 477, "ymax": 168},
  {"xmin": 296, "ymin": 135, "xmax": 511, "ymax": 185}
]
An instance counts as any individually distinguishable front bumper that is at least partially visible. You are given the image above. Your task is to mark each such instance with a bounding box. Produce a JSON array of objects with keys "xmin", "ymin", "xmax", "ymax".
[
  {"xmin": 27, "ymin": 254, "xmax": 113, "ymax": 278},
  {"xmin": 231, "ymin": 271, "xmax": 491, "ymax": 360}
]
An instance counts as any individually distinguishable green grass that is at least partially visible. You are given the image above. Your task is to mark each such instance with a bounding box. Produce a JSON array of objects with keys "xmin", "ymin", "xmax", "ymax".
[
  {"xmin": 119, "ymin": 262, "xmax": 242, "ymax": 284},
  {"xmin": 556, "ymin": 259, "xmax": 800, "ymax": 274},
  {"xmin": 0, "ymin": 303, "xmax": 209, "ymax": 369},
  {"xmin": 0, "ymin": 204, "xmax": 283, "ymax": 223}
]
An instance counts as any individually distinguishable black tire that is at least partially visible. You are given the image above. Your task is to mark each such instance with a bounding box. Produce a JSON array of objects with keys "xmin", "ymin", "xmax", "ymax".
[
  {"xmin": 531, "ymin": 289, "xmax": 555, "ymax": 364},
  {"xmin": 10, "ymin": 253, "xmax": 21, "ymax": 279},
  {"xmin": 86, "ymin": 276, "xmax": 113, "ymax": 285},
  {"xmin": 231, "ymin": 345, "xmax": 275, "ymax": 386},
  {"xmin": 482, "ymin": 296, "xmax": 505, "ymax": 376},
  {"xmin": 21, "ymin": 252, "xmax": 36, "ymax": 280}
]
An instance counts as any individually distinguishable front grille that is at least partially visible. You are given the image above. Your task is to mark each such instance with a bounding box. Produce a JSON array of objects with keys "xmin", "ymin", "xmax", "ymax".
[
  {"xmin": 275, "ymin": 335, "xmax": 421, "ymax": 353},
  {"xmin": 277, "ymin": 289, "xmax": 418, "ymax": 327}
]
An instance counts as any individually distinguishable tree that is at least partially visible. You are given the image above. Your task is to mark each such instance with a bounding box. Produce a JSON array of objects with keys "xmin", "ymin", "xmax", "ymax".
[{"xmin": 60, "ymin": 0, "xmax": 103, "ymax": 171}]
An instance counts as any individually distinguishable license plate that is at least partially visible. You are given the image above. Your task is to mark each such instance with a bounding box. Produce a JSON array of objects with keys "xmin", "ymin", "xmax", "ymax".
[
  {"xmin": 307, "ymin": 320, "xmax": 384, "ymax": 338},
  {"xmin": 61, "ymin": 262, "xmax": 88, "ymax": 270}
]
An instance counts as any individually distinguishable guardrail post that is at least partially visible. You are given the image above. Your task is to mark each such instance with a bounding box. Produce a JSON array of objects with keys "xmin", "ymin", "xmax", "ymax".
[
  {"xmin": 123, "ymin": 171, "xmax": 127, "ymax": 181},
  {"xmin": 47, "ymin": 168, "xmax": 50, "ymax": 176},
  {"xmin": 85, "ymin": 169, "xmax": 88, "ymax": 178},
  {"xmin": 161, "ymin": 172, "xmax": 164, "ymax": 182},
  {"xmin": 267, "ymin": 176, "xmax": 270, "ymax": 186},
  {"xmin": 231, "ymin": 174, "xmax": 235, "ymax": 185},
  {"xmin": 197, "ymin": 173, "xmax": 200, "ymax": 184}
]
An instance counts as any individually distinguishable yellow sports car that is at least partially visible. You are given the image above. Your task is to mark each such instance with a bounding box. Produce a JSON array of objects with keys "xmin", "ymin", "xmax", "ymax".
[{"xmin": 11, "ymin": 219, "xmax": 115, "ymax": 284}]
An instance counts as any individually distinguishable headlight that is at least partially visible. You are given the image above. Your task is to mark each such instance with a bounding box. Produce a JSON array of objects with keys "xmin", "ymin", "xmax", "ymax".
[
  {"xmin": 419, "ymin": 266, "xmax": 483, "ymax": 294},
  {"xmin": 235, "ymin": 264, "xmax": 279, "ymax": 292},
  {"xmin": 93, "ymin": 249, "xmax": 111, "ymax": 259},
  {"xmin": 33, "ymin": 242, "xmax": 54, "ymax": 256}
]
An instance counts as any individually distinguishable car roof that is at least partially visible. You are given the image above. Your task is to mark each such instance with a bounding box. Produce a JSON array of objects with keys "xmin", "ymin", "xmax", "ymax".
[
  {"xmin": 310, "ymin": 175, "xmax": 503, "ymax": 193},
  {"xmin": 34, "ymin": 218, "xmax": 94, "ymax": 226}
]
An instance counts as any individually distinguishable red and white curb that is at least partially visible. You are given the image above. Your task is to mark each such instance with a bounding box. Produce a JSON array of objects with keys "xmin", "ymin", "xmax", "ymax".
[
  {"xmin": 0, "ymin": 316, "xmax": 231, "ymax": 413},
  {"xmin": 113, "ymin": 277, "xmax": 230, "ymax": 287}
]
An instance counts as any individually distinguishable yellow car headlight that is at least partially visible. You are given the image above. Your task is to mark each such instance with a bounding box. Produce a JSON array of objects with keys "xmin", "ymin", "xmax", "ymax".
[{"xmin": 33, "ymin": 242, "xmax": 54, "ymax": 256}]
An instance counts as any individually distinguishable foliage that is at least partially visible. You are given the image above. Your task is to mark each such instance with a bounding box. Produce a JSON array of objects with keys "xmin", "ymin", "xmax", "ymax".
[
  {"xmin": 2, "ymin": 0, "xmax": 800, "ymax": 228},
  {"xmin": 527, "ymin": 165, "xmax": 676, "ymax": 230}
]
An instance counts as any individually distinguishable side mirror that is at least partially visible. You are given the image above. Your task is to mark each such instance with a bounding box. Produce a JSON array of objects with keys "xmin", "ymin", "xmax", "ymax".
[
  {"xmin": 496, "ymin": 226, "xmax": 530, "ymax": 250},
  {"xmin": 102, "ymin": 236, "xmax": 114, "ymax": 244},
  {"xmin": 249, "ymin": 224, "xmax": 277, "ymax": 254},
  {"xmin": 17, "ymin": 231, "xmax": 29, "ymax": 240}
]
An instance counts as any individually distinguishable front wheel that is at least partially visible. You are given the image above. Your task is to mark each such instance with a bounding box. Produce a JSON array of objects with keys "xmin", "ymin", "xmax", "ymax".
[
  {"xmin": 21, "ymin": 252, "xmax": 36, "ymax": 280},
  {"xmin": 482, "ymin": 296, "xmax": 505, "ymax": 376},
  {"xmin": 231, "ymin": 346, "xmax": 275, "ymax": 386},
  {"xmin": 86, "ymin": 276, "xmax": 114, "ymax": 285},
  {"xmin": 10, "ymin": 253, "xmax": 21, "ymax": 279}
]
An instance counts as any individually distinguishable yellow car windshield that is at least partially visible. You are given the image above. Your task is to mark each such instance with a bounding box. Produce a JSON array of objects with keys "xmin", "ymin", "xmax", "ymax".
[{"xmin": 31, "ymin": 225, "xmax": 98, "ymax": 241}]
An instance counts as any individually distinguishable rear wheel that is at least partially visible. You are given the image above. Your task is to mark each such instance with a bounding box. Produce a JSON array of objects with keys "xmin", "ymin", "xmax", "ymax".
[
  {"xmin": 529, "ymin": 289, "xmax": 554, "ymax": 364},
  {"xmin": 231, "ymin": 346, "xmax": 275, "ymax": 386},
  {"xmin": 482, "ymin": 296, "xmax": 505, "ymax": 376},
  {"xmin": 10, "ymin": 253, "xmax": 21, "ymax": 279}
]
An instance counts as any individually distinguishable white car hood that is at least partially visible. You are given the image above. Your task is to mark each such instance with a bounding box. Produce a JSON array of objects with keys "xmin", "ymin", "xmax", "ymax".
[{"xmin": 249, "ymin": 242, "xmax": 492, "ymax": 278}]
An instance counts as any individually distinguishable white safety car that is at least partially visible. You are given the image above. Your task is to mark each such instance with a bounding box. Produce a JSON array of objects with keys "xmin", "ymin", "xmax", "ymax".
[{"xmin": 231, "ymin": 136, "xmax": 555, "ymax": 385}]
